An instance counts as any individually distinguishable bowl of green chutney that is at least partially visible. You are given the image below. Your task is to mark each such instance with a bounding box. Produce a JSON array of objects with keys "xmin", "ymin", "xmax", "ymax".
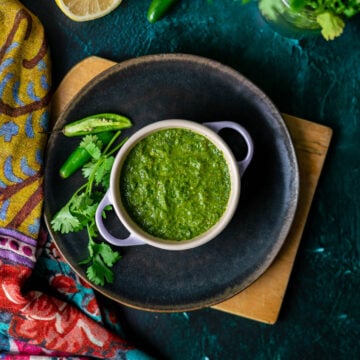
[{"xmin": 95, "ymin": 119, "xmax": 254, "ymax": 250}]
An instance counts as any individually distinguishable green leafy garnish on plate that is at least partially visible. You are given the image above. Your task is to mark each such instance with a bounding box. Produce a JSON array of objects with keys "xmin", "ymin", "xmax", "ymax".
[
  {"xmin": 80, "ymin": 232, "xmax": 122, "ymax": 286},
  {"xmin": 51, "ymin": 130, "xmax": 128, "ymax": 286}
]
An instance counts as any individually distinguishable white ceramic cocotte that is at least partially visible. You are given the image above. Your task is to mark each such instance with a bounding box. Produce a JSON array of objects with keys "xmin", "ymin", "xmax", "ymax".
[{"xmin": 95, "ymin": 119, "xmax": 254, "ymax": 250}]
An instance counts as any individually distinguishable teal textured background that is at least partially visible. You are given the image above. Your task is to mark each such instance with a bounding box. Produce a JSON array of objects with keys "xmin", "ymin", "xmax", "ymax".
[{"xmin": 22, "ymin": 0, "xmax": 359, "ymax": 359}]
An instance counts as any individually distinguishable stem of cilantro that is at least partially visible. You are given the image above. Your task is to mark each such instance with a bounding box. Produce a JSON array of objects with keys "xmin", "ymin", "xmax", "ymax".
[
  {"xmin": 86, "ymin": 224, "xmax": 95, "ymax": 257},
  {"xmin": 53, "ymin": 128, "xmax": 129, "ymax": 286},
  {"xmin": 85, "ymin": 133, "xmax": 128, "ymax": 194},
  {"xmin": 64, "ymin": 183, "xmax": 88, "ymax": 208},
  {"xmin": 86, "ymin": 158, "xmax": 103, "ymax": 194},
  {"xmin": 106, "ymin": 136, "xmax": 129, "ymax": 157},
  {"xmin": 85, "ymin": 131, "xmax": 120, "ymax": 194},
  {"xmin": 103, "ymin": 130, "xmax": 122, "ymax": 155}
]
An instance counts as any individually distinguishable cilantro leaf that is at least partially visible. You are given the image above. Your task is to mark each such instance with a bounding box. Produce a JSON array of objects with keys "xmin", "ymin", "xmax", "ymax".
[
  {"xmin": 80, "ymin": 135, "xmax": 102, "ymax": 160},
  {"xmin": 94, "ymin": 156, "xmax": 114, "ymax": 187},
  {"xmin": 257, "ymin": 0, "xmax": 359, "ymax": 40},
  {"xmin": 51, "ymin": 206, "xmax": 81, "ymax": 233},
  {"xmin": 82, "ymin": 240, "xmax": 122, "ymax": 286},
  {"xmin": 316, "ymin": 12, "xmax": 344, "ymax": 40},
  {"xmin": 69, "ymin": 192, "xmax": 93, "ymax": 212},
  {"xmin": 86, "ymin": 258, "xmax": 114, "ymax": 286},
  {"xmin": 82, "ymin": 160, "xmax": 97, "ymax": 179},
  {"xmin": 92, "ymin": 241, "xmax": 122, "ymax": 267},
  {"xmin": 82, "ymin": 143, "xmax": 101, "ymax": 160},
  {"xmin": 51, "ymin": 130, "xmax": 128, "ymax": 286}
]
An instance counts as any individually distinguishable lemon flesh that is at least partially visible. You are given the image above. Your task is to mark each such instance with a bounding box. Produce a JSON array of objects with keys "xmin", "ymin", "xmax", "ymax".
[{"xmin": 55, "ymin": 0, "xmax": 122, "ymax": 21}]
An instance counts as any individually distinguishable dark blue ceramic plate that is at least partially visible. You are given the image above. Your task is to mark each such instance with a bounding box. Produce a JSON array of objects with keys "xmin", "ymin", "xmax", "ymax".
[{"xmin": 44, "ymin": 54, "xmax": 299, "ymax": 311}]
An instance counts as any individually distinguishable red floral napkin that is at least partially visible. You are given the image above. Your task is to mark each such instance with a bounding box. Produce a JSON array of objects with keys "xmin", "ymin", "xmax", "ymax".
[{"xmin": 0, "ymin": 1, "xmax": 151, "ymax": 359}]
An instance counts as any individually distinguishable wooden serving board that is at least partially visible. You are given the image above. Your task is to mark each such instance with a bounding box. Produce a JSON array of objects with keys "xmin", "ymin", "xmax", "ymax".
[{"xmin": 50, "ymin": 56, "xmax": 333, "ymax": 324}]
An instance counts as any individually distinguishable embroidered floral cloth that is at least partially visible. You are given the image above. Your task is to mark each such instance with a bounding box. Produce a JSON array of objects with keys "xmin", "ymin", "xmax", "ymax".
[{"xmin": 0, "ymin": 1, "xmax": 150, "ymax": 359}]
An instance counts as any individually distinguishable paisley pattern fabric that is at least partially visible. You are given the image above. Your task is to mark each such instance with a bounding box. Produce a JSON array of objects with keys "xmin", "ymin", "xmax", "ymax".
[
  {"xmin": 0, "ymin": 2, "xmax": 50, "ymax": 235},
  {"xmin": 0, "ymin": 1, "xmax": 151, "ymax": 359}
]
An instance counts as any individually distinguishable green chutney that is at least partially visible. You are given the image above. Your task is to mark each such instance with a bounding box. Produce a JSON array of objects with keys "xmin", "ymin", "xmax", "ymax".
[{"xmin": 120, "ymin": 128, "xmax": 231, "ymax": 241}]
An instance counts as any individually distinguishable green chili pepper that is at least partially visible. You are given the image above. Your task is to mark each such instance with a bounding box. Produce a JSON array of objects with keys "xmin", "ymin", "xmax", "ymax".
[
  {"xmin": 147, "ymin": 0, "xmax": 180, "ymax": 23},
  {"xmin": 59, "ymin": 131, "xmax": 114, "ymax": 179},
  {"xmin": 63, "ymin": 113, "xmax": 132, "ymax": 137}
]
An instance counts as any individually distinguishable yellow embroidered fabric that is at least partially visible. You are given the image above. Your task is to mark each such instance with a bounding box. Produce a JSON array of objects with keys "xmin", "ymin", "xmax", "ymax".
[
  {"xmin": 0, "ymin": 0, "xmax": 51, "ymax": 237},
  {"xmin": 0, "ymin": 3, "xmax": 143, "ymax": 358}
]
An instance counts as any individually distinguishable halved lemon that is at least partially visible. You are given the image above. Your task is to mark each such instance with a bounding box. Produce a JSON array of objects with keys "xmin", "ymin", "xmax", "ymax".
[{"xmin": 55, "ymin": 0, "xmax": 123, "ymax": 22}]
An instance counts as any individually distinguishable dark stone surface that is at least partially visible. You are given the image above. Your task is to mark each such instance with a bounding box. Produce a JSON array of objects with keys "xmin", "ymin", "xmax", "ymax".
[{"xmin": 23, "ymin": 0, "xmax": 359, "ymax": 359}]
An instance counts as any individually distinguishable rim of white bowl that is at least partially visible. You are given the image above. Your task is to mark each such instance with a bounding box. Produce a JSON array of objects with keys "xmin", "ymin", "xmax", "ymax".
[{"xmin": 110, "ymin": 119, "xmax": 241, "ymax": 250}]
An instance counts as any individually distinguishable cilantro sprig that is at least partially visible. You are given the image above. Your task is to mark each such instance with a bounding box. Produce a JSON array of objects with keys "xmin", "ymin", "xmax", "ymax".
[
  {"xmin": 80, "ymin": 226, "xmax": 122, "ymax": 286},
  {"xmin": 257, "ymin": 0, "xmax": 360, "ymax": 40},
  {"xmin": 51, "ymin": 131, "xmax": 128, "ymax": 286},
  {"xmin": 290, "ymin": 0, "xmax": 357, "ymax": 40}
]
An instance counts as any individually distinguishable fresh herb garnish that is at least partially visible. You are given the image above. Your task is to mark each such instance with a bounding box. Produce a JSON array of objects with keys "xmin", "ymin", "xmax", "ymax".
[
  {"xmin": 51, "ymin": 131, "xmax": 128, "ymax": 286},
  {"xmin": 257, "ymin": 0, "xmax": 360, "ymax": 40},
  {"xmin": 79, "ymin": 227, "xmax": 122, "ymax": 286},
  {"xmin": 290, "ymin": 0, "xmax": 355, "ymax": 40}
]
